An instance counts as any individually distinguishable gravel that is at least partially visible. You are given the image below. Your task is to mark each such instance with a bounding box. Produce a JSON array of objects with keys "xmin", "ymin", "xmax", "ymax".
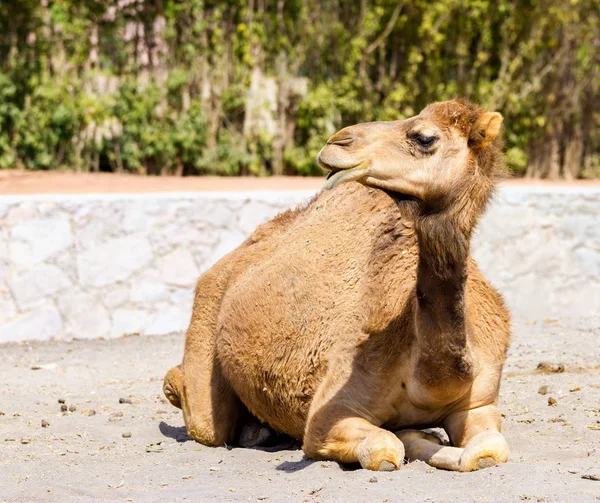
[{"xmin": 0, "ymin": 316, "xmax": 598, "ymax": 502}]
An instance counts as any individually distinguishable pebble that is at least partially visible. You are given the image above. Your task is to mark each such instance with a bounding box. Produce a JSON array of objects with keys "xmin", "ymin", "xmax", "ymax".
[
  {"xmin": 58, "ymin": 398, "xmax": 65, "ymax": 404},
  {"xmin": 119, "ymin": 398, "xmax": 132, "ymax": 404},
  {"xmin": 122, "ymin": 432, "xmax": 132, "ymax": 438},
  {"xmin": 582, "ymin": 474, "xmax": 600, "ymax": 481},
  {"xmin": 41, "ymin": 420, "xmax": 50, "ymax": 428},
  {"xmin": 536, "ymin": 362, "xmax": 565, "ymax": 374},
  {"xmin": 21, "ymin": 438, "xmax": 31, "ymax": 444},
  {"xmin": 68, "ymin": 405, "xmax": 77, "ymax": 412},
  {"xmin": 538, "ymin": 385, "xmax": 549, "ymax": 395},
  {"xmin": 369, "ymin": 476, "xmax": 378, "ymax": 483},
  {"xmin": 109, "ymin": 412, "xmax": 124, "ymax": 422},
  {"xmin": 84, "ymin": 410, "xmax": 96, "ymax": 416},
  {"xmin": 60, "ymin": 404, "xmax": 68, "ymax": 412},
  {"xmin": 548, "ymin": 397, "xmax": 557, "ymax": 406}
]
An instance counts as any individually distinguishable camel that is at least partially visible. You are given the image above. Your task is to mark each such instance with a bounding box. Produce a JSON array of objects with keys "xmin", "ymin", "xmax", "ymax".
[{"xmin": 163, "ymin": 99, "xmax": 511, "ymax": 472}]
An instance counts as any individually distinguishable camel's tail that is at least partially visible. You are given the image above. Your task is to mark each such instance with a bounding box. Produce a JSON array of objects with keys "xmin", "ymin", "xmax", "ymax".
[{"xmin": 163, "ymin": 365, "xmax": 182, "ymax": 409}]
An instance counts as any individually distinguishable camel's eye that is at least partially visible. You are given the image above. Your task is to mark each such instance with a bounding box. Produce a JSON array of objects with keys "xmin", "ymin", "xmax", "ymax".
[{"xmin": 414, "ymin": 134, "xmax": 437, "ymax": 149}]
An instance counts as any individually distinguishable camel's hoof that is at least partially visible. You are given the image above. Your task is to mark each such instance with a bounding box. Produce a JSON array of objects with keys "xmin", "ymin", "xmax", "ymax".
[
  {"xmin": 377, "ymin": 460, "xmax": 397, "ymax": 472},
  {"xmin": 239, "ymin": 423, "xmax": 274, "ymax": 448},
  {"xmin": 477, "ymin": 456, "xmax": 497, "ymax": 469},
  {"xmin": 163, "ymin": 366, "xmax": 182, "ymax": 409},
  {"xmin": 357, "ymin": 430, "xmax": 405, "ymax": 471},
  {"xmin": 459, "ymin": 431, "xmax": 509, "ymax": 471}
]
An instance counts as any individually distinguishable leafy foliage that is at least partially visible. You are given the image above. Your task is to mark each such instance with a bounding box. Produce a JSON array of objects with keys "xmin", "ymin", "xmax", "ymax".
[{"xmin": 0, "ymin": 0, "xmax": 598, "ymax": 178}]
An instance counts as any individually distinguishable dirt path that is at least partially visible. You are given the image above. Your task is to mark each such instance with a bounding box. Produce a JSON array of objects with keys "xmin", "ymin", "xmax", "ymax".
[
  {"xmin": 0, "ymin": 317, "xmax": 599, "ymax": 502},
  {"xmin": 1, "ymin": 170, "xmax": 599, "ymax": 194},
  {"xmin": 0, "ymin": 171, "xmax": 324, "ymax": 194}
]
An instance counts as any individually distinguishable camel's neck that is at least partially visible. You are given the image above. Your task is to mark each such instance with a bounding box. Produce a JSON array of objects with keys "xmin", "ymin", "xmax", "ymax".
[{"xmin": 411, "ymin": 183, "xmax": 491, "ymax": 388}]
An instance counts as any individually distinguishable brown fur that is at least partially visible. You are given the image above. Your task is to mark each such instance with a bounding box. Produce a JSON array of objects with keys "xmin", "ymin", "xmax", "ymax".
[{"xmin": 164, "ymin": 99, "xmax": 512, "ymax": 471}]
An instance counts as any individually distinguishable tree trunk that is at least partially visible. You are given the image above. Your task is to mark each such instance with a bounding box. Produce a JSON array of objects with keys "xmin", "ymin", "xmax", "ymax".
[
  {"xmin": 273, "ymin": 53, "xmax": 288, "ymax": 176},
  {"xmin": 563, "ymin": 123, "xmax": 583, "ymax": 180}
]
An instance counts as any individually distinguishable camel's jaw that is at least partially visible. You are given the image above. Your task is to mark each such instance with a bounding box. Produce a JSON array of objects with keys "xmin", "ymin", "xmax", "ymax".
[{"xmin": 318, "ymin": 148, "xmax": 369, "ymax": 190}]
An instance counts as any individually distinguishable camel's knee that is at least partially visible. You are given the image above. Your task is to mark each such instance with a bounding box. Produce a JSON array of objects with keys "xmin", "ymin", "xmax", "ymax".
[
  {"xmin": 186, "ymin": 422, "xmax": 230, "ymax": 447},
  {"xmin": 163, "ymin": 365, "xmax": 182, "ymax": 409},
  {"xmin": 302, "ymin": 431, "xmax": 324, "ymax": 460}
]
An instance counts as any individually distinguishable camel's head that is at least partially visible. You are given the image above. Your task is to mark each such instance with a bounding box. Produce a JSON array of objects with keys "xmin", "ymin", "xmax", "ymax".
[{"xmin": 318, "ymin": 99, "xmax": 504, "ymax": 207}]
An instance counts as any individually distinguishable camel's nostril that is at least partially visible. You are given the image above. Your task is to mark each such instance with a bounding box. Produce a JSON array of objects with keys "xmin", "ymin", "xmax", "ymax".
[{"xmin": 327, "ymin": 136, "xmax": 354, "ymax": 147}]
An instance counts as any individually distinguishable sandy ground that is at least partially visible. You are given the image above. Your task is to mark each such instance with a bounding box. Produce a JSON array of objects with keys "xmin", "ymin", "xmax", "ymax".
[
  {"xmin": 0, "ymin": 171, "xmax": 324, "ymax": 194},
  {"xmin": 0, "ymin": 317, "xmax": 599, "ymax": 503},
  {"xmin": 1, "ymin": 170, "xmax": 599, "ymax": 194}
]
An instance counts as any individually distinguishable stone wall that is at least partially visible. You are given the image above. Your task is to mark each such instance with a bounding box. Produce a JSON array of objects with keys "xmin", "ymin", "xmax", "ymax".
[{"xmin": 0, "ymin": 186, "xmax": 597, "ymax": 342}]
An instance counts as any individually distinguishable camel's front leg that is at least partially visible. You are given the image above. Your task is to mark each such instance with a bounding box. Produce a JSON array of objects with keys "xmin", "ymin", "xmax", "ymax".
[
  {"xmin": 397, "ymin": 405, "xmax": 509, "ymax": 472},
  {"xmin": 304, "ymin": 410, "xmax": 405, "ymax": 471}
]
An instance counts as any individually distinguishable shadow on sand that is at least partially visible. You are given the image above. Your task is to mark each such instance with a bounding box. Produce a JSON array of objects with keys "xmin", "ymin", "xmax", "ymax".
[{"xmin": 159, "ymin": 421, "xmax": 193, "ymax": 443}]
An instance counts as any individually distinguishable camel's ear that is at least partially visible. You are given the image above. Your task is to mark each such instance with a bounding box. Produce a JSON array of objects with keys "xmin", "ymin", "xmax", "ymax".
[{"xmin": 469, "ymin": 112, "xmax": 503, "ymax": 149}]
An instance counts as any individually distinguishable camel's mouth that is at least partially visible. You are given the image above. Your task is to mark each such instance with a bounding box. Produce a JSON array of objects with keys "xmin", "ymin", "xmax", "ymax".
[
  {"xmin": 322, "ymin": 162, "xmax": 368, "ymax": 190},
  {"xmin": 318, "ymin": 158, "xmax": 350, "ymax": 178},
  {"xmin": 317, "ymin": 144, "xmax": 369, "ymax": 190},
  {"xmin": 326, "ymin": 167, "xmax": 342, "ymax": 180}
]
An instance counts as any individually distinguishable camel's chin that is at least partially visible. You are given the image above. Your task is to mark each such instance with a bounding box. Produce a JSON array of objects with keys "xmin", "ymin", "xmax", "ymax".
[{"xmin": 323, "ymin": 164, "xmax": 368, "ymax": 190}]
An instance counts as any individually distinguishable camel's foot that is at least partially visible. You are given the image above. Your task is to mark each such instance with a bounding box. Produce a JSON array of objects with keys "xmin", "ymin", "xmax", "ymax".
[
  {"xmin": 396, "ymin": 429, "xmax": 508, "ymax": 472},
  {"xmin": 456, "ymin": 430, "xmax": 509, "ymax": 471},
  {"xmin": 163, "ymin": 365, "xmax": 182, "ymax": 409},
  {"xmin": 238, "ymin": 422, "xmax": 275, "ymax": 448},
  {"xmin": 356, "ymin": 429, "xmax": 406, "ymax": 471},
  {"xmin": 304, "ymin": 415, "xmax": 405, "ymax": 472}
]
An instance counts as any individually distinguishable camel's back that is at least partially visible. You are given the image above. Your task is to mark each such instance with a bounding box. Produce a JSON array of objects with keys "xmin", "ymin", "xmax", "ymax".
[{"xmin": 214, "ymin": 183, "xmax": 417, "ymax": 436}]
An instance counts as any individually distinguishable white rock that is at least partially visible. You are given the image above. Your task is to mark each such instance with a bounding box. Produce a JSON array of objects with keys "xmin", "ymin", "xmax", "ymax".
[
  {"xmin": 189, "ymin": 200, "xmax": 235, "ymax": 228},
  {"xmin": 57, "ymin": 289, "xmax": 110, "ymax": 339},
  {"xmin": 160, "ymin": 248, "xmax": 198, "ymax": 287},
  {"xmin": 5, "ymin": 201, "xmax": 39, "ymax": 225},
  {"xmin": 0, "ymin": 284, "xmax": 17, "ymax": 324},
  {"xmin": 38, "ymin": 202, "xmax": 59, "ymax": 215},
  {"xmin": 573, "ymin": 246, "xmax": 599, "ymax": 278},
  {"xmin": 169, "ymin": 287, "xmax": 194, "ymax": 305},
  {"xmin": 151, "ymin": 222, "xmax": 212, "ymax": 255},
  {"xmin": 8, "ymin": 264, "xmax": 72, "ymax": 309},
  {"xmin": 238, "ymin": 200, "xmax": 278, "ymax": 234},
  {"xmin": 0, "ymin": 306, "xmax": 62, "ymax": 342},
  {"xmin": 77, "ymin": 236, "xmax": 153, "ymax": 287},
  {"xmin": 10, "ymin": 215, "xmax": 73, "ymax": 267},
  {"xmin": 201, "ymin": 230, "xmax": 247, "ymax": 271},
  {"xmin": 111, "ymin": 309, "xmax": 150, "ymax": 338},
  {"xmin": 122, "ymin": 205, "xmax": 155, "ymax": 233},
  {"xmin": 0, "ymin": 228, "xmax": 9, "ymax": 260},
  {"xmin": 146, "ymin": 305, "xmax": 189, "ymax": 335},
  {"xmin": 57, "ymin": 288, "xmax": 92, "ymax": 318},
  {"xmin": 104, "ymin": 287, "xmax": 129, "ymax": 309},
  {"xmin": 77, "ymin": 219, "xmax": 106, "ymax": 250},
  {"xmin": 67, "ymin": 304, "xmax": 111, "ymax": 339},
  {"xmin": 130, "ymin": 271, "xmax": 168, "ymax": 303}
]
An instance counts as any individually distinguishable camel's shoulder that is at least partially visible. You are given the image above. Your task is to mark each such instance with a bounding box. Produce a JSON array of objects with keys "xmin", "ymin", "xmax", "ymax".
[{"xmin": 248, "ymin": 183, "xmax": 400, "ymax": 245}]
